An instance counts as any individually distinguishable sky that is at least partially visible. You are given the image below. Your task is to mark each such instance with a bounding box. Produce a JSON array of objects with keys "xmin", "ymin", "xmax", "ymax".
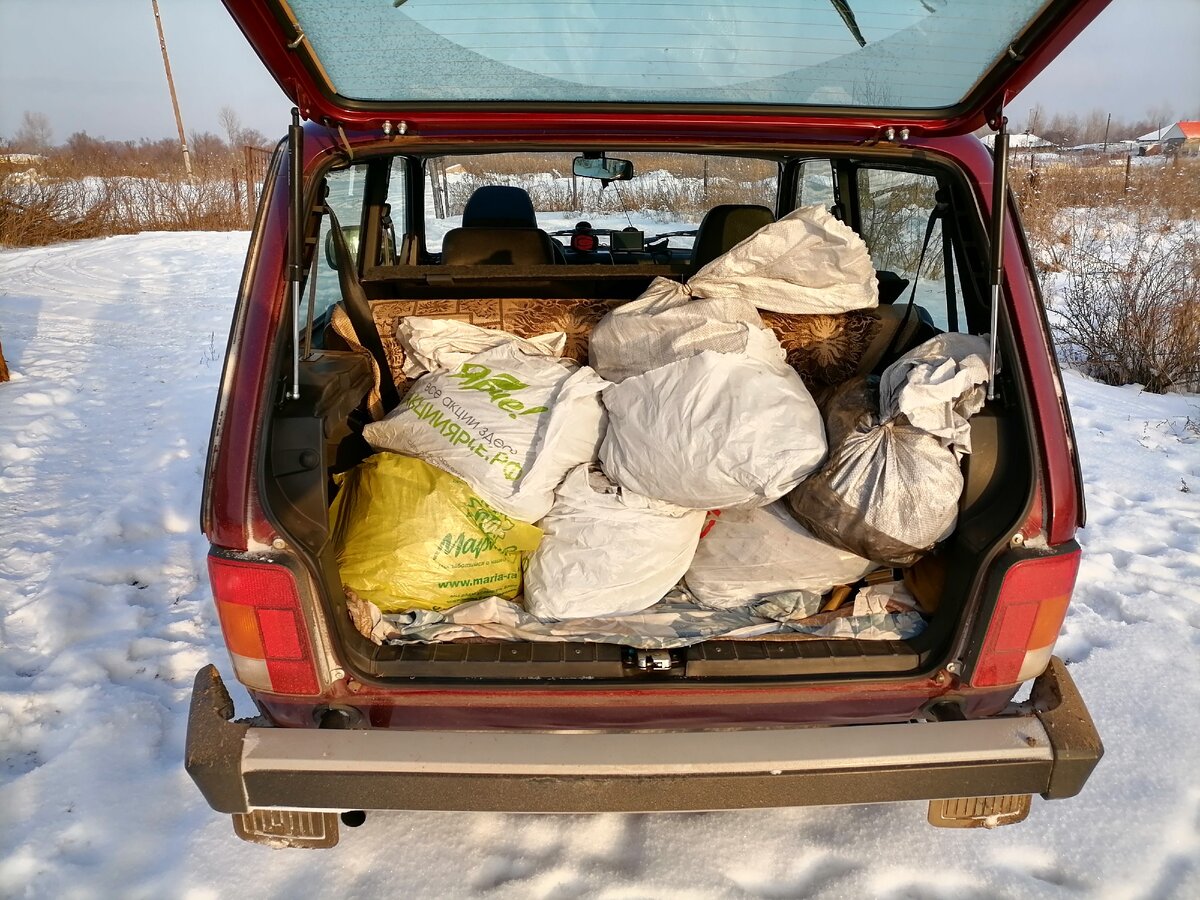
[{"xmin": 0, "ymin": 0, "xmax": 1197, "ymax": 144}]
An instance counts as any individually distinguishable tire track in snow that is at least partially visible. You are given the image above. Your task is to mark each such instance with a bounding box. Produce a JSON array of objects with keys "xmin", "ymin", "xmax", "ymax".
[{"xmin": 0, "ymin": 234, "xmax": 244, "ymax": 894}]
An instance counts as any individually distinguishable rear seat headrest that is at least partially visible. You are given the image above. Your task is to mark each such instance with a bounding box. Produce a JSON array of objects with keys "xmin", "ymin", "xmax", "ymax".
[
  {"xmin": 691, "ymin": 204, "xmax": 776, "ymax": 270},
  {"xmin": 461, "ymin": 186, "xmax": 539, "ymax": 229}
]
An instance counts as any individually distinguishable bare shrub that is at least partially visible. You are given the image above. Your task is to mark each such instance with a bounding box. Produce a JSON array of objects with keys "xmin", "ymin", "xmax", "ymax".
[
  {"xmin": 0, "ymin": 173, "xmax": 246, "ymax": 247},
  {"xmin": 1015, "ymin": 157, "xmax": 1200, "ymax": 267},
  {"xmin": 1049, "ymin": 212, "xmax": 1199, "ymax": 393}
]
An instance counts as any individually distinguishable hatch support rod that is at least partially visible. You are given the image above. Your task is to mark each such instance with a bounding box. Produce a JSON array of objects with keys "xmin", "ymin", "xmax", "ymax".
[
  {"xmin": 987, "ymin": 109, "xmax": 1010, "ymax": 401},
  {"xmin": 287, "ymin": 108, "xmax": 303, "ymax": 401}
]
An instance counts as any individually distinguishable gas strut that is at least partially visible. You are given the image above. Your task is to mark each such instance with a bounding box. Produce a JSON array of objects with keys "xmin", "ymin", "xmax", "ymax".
[
  {"xmin": 287, "ymin": 107, "xmax": 303, "ymax": 401},
  {"xmin": 987, "ymin": 108, "xmax": 1009, "ymax": 401}
]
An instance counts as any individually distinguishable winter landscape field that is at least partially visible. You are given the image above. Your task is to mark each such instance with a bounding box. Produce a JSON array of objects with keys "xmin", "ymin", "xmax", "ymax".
[{"xmin": 0, "ymin": 224, "xmax": 1197, "ymax": 899}]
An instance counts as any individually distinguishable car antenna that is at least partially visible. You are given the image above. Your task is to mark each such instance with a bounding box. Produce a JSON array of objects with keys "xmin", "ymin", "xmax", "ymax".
[{"xmin": 608, "ymin": 180, "xmax": 636, "ymax": 230}]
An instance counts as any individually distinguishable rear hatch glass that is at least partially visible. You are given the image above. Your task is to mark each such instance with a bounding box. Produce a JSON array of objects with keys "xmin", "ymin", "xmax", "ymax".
[
  {"xmin": 235, "ymin": 0, "xmax": 1110, "ymax": 133},
  {"xmin": 295, "ymin": 0, "xmax": 1039, "ymax": 107}
]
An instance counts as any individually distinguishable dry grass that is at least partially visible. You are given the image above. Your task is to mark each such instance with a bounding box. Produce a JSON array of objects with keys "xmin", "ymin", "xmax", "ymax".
[
  {"xmin": 1020, "ymin": 158, "xmax": 1200, "ymax": 393},
  {"xmin": 0, "ymin": 173, "xmax": 248, "ymax": 247},
  {"xmin": 1014, "ymin": 156, "xmax": 1200, "ymax": 268}
]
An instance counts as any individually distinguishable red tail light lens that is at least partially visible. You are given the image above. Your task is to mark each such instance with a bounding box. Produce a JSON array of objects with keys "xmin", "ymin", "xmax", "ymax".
[
  {"xmin": 207, "ymin": 555, "xmax": 320, "ymax": 695},
  {"xmin": 970, "ymin": 549, "xmax": 1081, "ymax": 687}
]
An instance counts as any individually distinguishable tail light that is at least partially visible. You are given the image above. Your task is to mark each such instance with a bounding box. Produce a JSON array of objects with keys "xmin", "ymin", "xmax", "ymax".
[
  {"xmin": 970, "ymin": 549, "xmax": 1081, "ymax": 687},
  {"xmin": 207, "ymin": 554, "xmax": 320, "ymax": 695}
]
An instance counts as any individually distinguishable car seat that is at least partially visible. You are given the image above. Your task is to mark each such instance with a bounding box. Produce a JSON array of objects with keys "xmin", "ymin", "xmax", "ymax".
[
  {"xmin": 690, "ymin": 204, "xmax": 775, "ymax": 270},
  {"xmin": 441, "ymin": 185, "xmax": 563, "ymax": 264}
]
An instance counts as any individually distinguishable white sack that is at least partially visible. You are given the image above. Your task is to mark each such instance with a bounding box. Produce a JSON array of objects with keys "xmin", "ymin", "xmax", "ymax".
[
  {"xmin": 853, "ymin": 581, "xmax": 918, "ymax": 617},
  {"xmin": 879, "ymin": 333, "xmax": 990, "ymax": 458},
  {"xmin": 524, "ymin": 466, "xmax": 706, "ymax": 619},
  {"xmin": 788, "ymin": 377, "xmax": 965, "ymax": 567},
  {"xmin": 684, "ymin": 502, "xmax": 876, "ymax": 609},
  {"xmin": 687, "ymin": 205, "xmax": 878, "ymax": 314},
  {"xmin": 588, "ymin": 278, "xmax": 786, "ymax": 383},
  {"xmin": 397, "ymin": 316, "xmax": 566, "ymax": 379},
  {"xmin": 587, "ymin": 205, "xmax": 877, "ymax": 382},
  {"xmin": 363, "ymin": 343, "xmax": 607, "ymax": 522},
  {"xmin": 600, "ymin": 350, "xmax": 827, "ymax": 509}
]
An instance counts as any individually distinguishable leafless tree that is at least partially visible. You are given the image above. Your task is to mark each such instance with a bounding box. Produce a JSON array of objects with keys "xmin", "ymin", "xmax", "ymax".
[
  {"xmin": 1079, "ymin": 108, "xmax": 1109, "ymax": 145},
  {"xmin": 1023, "ymin": 103, "xmax": 1046, "ymax": 136},
  {"xmin": 14, "ymin": 111, "xmax": 53, "ymax": 154},
  {"xmin": 218, "ymin": 106, "xmax": 243, "ymax": 148}
]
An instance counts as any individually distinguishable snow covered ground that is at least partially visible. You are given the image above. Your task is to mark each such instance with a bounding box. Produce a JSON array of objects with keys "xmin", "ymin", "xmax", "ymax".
[{"xmin": 1, "ymin": 233, "xmax": 1198, "ymax": 899}]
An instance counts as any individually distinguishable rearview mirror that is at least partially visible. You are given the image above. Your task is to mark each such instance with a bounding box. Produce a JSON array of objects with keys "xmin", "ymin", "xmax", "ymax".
[
  {"xmin": 573, "ymin": 156, "xmax": 634, "ymax": 182},
  {"xmin": 324, "ymin": 225, "xmax": 360, "ymax": 270}
]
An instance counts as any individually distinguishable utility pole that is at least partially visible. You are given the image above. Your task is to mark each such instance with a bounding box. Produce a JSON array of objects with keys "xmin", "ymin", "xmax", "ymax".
[
  {"xmin": 1102, "ymin": 112, "xmax": 1111, "ymax": 153},
  {"xmin": 152, "ymin": 0, "xmax": 193, "ymax": 178}
]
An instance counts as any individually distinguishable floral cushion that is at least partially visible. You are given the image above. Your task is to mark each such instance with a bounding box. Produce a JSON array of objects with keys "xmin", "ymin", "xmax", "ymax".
[
  {"xmin": 332, "ymin": 298, "xmax": 879, "ymax": 416},
  {"xmin": 759, "ymin": 309, "xmax": 880, "ymax": 387}
]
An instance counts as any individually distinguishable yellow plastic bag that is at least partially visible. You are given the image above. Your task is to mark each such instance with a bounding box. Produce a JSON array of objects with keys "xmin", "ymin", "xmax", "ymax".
[{"xmin": 330, "ymin": 454, "xmax": 542, "ymax": 613}]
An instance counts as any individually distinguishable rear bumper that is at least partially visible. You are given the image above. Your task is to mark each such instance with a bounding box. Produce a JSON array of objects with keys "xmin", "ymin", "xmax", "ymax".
[{"xmin": 185, "ymin": 658, "xmax": 1101, "ymax": 814}]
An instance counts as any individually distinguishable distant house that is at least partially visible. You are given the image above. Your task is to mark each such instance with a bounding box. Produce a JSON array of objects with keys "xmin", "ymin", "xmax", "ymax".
[
  {"xmin": 1136, "ymin": 122, "xmax": 1200, "ymax": 154},
  {"xmin": 980, "ymin": 132, "xmax": 1055, "ymax": 151}
]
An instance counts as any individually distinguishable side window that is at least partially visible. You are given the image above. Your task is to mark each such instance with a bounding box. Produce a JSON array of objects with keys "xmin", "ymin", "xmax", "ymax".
[
  {"xmin": 382, "ymin": 158, "xmax": 407, "ymax": 266},
  {"xmin": 305, "ymin": 164, "xmax": 368, "ymax": 330},
  {"xmin": 856, "ymin": 168, "xmax": 966, "ymax": 332},
  {"xmin": 301, "ymin": 160, "xmax": 409, "ymax": 329},
  {"xmin": 795, "ymin": 159, "xmax": 836, "ymax": 213}
]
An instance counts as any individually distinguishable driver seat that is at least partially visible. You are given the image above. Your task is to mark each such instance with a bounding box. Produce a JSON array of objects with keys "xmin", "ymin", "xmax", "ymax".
[
  {"xmin": 690, "ymin": 204, "xmax": 775, "ymax": 271},
  {"xmin": 441, "ymin": 186, "xmax": 564, "ymax": 265}
]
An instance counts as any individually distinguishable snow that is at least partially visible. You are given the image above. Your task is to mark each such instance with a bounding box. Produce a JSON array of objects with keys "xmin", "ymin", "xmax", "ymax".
[
  {"xmin": 2, "ymin": 233, "xmax": 1200, "ymax": 898},
  {"xmin": 981, "ymin": 133, "xmax": 1055, "ymax": 150}
]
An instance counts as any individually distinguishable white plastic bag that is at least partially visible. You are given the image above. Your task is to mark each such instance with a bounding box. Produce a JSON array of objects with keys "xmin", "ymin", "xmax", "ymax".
[
  {"xmin": 599, "ymin": 350, "xmax": 827, "ymax": 509},
  {"xmin": 684, "ymin": 502, "xmax": 876, "ymax": 608},
  {"xmin": 788, "ymin": 375, "xmax": 969, "ymax": 567},
  {"xmin": 523, "ymin": 466, "xmax": 706, "ymax": 619},
  {"xmin": 685, "ymin": 206, "xmax": 879, "ymax": 314},
  {"xmin": 588, "ymin": 279, "xmax": 786, "ymax": 383},
  {"xmin": 588, "ymin": 206, "xmax": 877, "ymax": 383},
  {"xmin": 397, "ymin": 317, "xmax": 567, "ymax": 379},
  {"xmin": 363, "ymin": 343, "xmax": 607, "ymax": 522},
  {"xmin": 879, "ymin": 333, "xmax": 990, "ymax": 457}
]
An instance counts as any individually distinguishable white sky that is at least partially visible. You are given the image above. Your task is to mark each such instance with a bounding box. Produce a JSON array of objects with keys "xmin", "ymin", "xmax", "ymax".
[{"xmin": 0, "ymin": 0, "xmax": 1196, "ymax": 143}]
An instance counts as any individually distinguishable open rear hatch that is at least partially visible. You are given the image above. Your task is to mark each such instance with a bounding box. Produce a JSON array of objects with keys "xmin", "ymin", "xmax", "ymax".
[{"xmin": 225, "ymin": 0, "xmax": 1111, "ymax": 136}]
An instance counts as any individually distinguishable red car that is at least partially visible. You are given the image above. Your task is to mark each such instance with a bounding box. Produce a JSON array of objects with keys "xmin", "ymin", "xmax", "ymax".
[{"xmin": 187, "ymin": 0, "xmax": 1105, "ymax": 847}]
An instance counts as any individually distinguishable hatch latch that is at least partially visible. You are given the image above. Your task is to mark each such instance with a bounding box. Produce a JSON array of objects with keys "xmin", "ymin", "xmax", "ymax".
[{"xmin": 634, "ymin": 649, "xmax": 675, "ymax": 671}]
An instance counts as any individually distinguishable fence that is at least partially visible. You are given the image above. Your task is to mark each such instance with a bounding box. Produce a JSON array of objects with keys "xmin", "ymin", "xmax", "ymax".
[{"xmin": 240, "ymin": 146, "xmax": 274, "ymax": 226}]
